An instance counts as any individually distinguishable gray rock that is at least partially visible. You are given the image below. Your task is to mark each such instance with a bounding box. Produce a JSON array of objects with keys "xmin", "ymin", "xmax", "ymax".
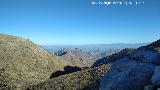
[
  {"xmin": 151, "ymin": 66, "xmax": 160, "ymax": 84},
  {"xmin": 133, "ymin": 51, "xmax": 160, "ymax": 65},
  {"xmin": 144, "ymin": 85, "xmax": 155, "ymax": 90},
  {"xmin": 100, "ymin": 59, "xmax": 155, "ymax": 90}
]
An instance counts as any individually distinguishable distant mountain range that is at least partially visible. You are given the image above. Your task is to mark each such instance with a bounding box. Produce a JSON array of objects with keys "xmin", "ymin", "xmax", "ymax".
[
  {"xmin": 42, "ymin": 43, "xmax": 148, "ymax": 67},
  {"xmin": 42, "ymin": 43, "xmax": 148, "ymax": 52}
]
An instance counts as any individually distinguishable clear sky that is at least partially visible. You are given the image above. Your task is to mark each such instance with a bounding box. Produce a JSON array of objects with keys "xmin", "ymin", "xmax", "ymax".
[{"xmin": 0, "ymin": 0, "xmax": 160, "ymax": 45}]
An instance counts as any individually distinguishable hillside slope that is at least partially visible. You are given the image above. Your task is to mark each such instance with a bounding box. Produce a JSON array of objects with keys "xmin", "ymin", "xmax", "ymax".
[
  {"xmin": 24, "ymin": 64, "xmax": 111, "ymax": 90},
  {"xmin": 0, "ymin": 33, "xmax": 71, "ymax": 89}
]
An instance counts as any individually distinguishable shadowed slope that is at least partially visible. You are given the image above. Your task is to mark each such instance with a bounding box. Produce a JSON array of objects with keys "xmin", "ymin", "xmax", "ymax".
[{"xmin": 24, "ymin": 64, "xmax": 111, "ymax": 90}]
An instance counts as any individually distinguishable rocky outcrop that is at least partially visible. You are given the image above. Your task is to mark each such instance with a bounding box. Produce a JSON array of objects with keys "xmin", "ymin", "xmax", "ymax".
[
  {"xmin": 151, "ymin": 66, "xmax": 160, "ymax": 84},
  {"xmin": 100, "ymin": 39, "xmax": 160, "ymax": 90},
  {"xmin": 100, "ymin": 59, "xmax": 155, "ymax": 90},
  {"xmin": 92, "ymin": 48, "xmax": 135, "ymax": 67},
  {"xmin": 127, "ymin": 51, "xmax": 160, "ymax": 65}
]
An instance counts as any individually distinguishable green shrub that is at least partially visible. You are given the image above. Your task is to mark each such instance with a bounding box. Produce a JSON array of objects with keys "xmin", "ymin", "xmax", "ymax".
[{"xmin": 155, "ymin": 47, "xmax": 160, "ymax": 53}]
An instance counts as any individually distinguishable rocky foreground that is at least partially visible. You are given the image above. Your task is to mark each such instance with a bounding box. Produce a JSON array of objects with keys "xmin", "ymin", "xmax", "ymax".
[{"xmin": 99, "ymin": 39, "xmax": 160, "ymax": 90}]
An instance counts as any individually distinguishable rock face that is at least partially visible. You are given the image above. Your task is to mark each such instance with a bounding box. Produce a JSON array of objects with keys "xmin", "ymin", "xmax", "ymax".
[
  {"xmin": 92, "ymin": 48, "xmax": 135, "ymax": 67},
  {"xmin": 151, "ymin": 66, "xmax": 160, "ymax": 84},
  {"xmin": 0, "ymin": 33, "xmax": 70, "ymax": 89},
  {"xmin": 144, "ymin": 85, "xmax": 155, "ymax": 90},
  {"xmin": 100, "ymin": 59, "xmax": 155, "ymax": 90},
  {"xmin": 132, "ymin": 51, "xmax": 160, "ymax": 65}
]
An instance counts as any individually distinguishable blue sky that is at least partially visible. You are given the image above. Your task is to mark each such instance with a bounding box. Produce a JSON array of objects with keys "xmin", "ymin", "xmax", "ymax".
[{"xmin": 0, "ymin": 0, "xmax": 160, "ymax": 45}]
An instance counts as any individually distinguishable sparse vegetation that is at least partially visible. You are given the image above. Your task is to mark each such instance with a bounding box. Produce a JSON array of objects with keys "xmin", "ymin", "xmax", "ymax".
[
  {"xmin": 0, "ymin": 33, "xmax": 71, "ymax": 90},
  {"xmin": 155, "ymin": 47, "xmax": 160, "ymax": 53},
  {"xmin": 24, "ymin": 64, "xmax": 111, "ymax": 90}
]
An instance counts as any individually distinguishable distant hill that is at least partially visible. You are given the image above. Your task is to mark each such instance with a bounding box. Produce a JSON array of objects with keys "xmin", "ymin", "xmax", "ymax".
[
  {"xmin": 0, "ymin": 33, "xmax": 71, "ymax": 89},
  {"xmin": 52, "ymin": 48, "xmax": 120, "ymax": 67}
]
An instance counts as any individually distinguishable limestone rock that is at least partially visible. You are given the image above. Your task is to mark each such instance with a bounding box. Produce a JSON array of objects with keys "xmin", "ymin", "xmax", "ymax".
[
  {"xmin": 151, "ymin": 67, "xmax": 160, "ymax": 84},
  {"xmin": 100, "ymin": 59, "xmax": 155, "ymax": 90}
]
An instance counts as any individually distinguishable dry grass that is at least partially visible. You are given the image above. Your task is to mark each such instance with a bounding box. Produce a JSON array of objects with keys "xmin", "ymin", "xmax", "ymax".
[
  {"xmin": 0, "ymin": 33, "xmax": 71, "ymax": 89},
  {"xmin": 24, "ymin": 64, "xmax": 111, "ymax": 90},
  {"xmin": 155, "ymin": 47, "xmax": 160, "ymax": 53}
]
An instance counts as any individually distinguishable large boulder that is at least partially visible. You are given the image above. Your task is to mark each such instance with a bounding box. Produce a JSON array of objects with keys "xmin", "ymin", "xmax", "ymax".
[
  {"xmin": 131, "ymin": 51, "xmax": 160, "ymax": 65},
  {"xmin": 100, "ymin": 59, "xmax": 155, "ymax": 90},
  {"xmin": 144, "ymin": 85, "xmax": 155, "ymax": 90},
  {"xmin": 151, "ymin": 66, "xmax": 160, "ymax": 84}
]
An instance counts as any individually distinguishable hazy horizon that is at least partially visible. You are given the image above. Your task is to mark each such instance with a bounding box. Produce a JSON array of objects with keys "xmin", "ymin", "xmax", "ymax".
[
  {"xmin": 42, "ymin": 42, "xmax": 149, "ymax": 46},
  {"xmin": 42, "ymin": 43, "xmax": 148, "ymax": 51}
]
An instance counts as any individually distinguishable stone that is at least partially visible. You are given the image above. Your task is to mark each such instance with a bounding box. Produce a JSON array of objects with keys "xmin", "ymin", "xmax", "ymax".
[
  {"xmin": 132, "ymin": 51, "xmax": 160, "ymax": 65},
  {"xmin": 100, "ymin": 59, "xmax": 155, "ymax": 90},
  {"xmin": 144, "ymin": 85, "xmax": 155, "ymax": 90},
  {"xmin": 151, "ymin": 66, "xmax": 160, "ymax": 84}
]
